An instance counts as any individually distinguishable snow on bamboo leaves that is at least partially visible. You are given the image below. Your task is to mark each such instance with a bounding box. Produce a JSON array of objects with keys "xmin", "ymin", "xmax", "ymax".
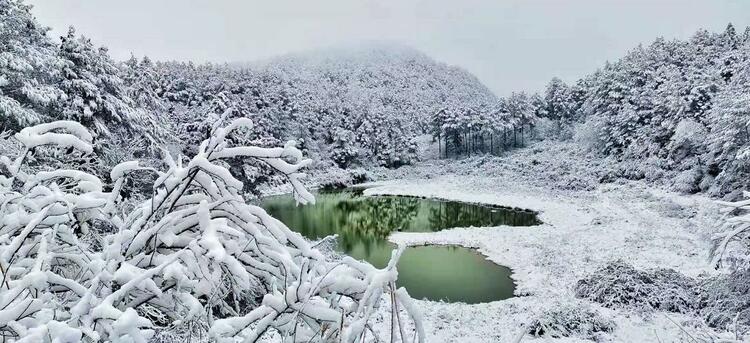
[{"xmin": 0, "ymin": 118, "xmax": 423, "ymax": 342}]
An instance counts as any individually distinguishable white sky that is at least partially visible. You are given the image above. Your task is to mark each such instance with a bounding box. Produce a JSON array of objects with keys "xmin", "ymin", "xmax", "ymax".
[{"xmin": 27, "ymin": 0, "xmax": 750, "ymax": 96}]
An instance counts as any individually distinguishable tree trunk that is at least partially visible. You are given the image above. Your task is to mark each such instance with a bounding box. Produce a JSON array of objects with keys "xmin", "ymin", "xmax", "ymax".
[
  {"xmin": 438, "ymin": 133, "xmax": 442, "ymax": 159},
  {"xmin": 465, "ymin": 132, "xmax": 469, "ymax": 156},
  {"xmin": 490, "ymin": 133, "xmax": 494, "ymax": 155}
]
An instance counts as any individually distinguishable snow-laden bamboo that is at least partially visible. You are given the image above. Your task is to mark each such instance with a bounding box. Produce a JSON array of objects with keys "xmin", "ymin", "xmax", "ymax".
[{"xmin": 0, "ymin": 118, "xmax": 423, "ymax": 342}]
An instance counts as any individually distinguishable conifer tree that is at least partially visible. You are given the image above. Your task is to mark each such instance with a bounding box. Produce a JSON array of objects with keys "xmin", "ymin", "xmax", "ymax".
[{"xmin": 0, "ymin": 0, "xmax": 63, "ymax": 130}]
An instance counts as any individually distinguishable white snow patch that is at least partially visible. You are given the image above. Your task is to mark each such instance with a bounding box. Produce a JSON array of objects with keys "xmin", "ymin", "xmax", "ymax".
[{"xmin": 357, "ymin": 171, "xmax": 718, "ymax": 342}]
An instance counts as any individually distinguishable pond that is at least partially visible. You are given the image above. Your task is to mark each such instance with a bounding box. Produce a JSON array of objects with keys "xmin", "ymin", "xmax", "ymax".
[{"xmin": 260, "ymin": 189, "xmax": 540, "ymax": 303}]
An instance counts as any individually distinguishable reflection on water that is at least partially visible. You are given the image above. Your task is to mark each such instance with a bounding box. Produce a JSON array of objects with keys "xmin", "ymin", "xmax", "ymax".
[{"xmin": 260, "ymin": 189, "xmax": 540, "ymax": 303}]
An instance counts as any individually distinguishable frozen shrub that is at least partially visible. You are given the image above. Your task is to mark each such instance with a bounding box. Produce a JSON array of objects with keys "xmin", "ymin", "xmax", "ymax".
[
  {"xmin": 329, "ymin": 127, "xmax": 360, "ymax": 168},
  {"xmin": 573, "ymin": 118, "xmax": 607, "ymax": 154},
  {"xmin": 673, "ymin": 167, "xmax": 703, "ymax": 194},
  {"xmin": 348, "ymin": 168, "xmax": 371, "ymax": 184},
  {"xmin": 149, "ymin": 320, "xmax": 209, "ymax": 343},
  {"xmin": 575, "ymin": 261, "xmax": 700, "ymax": 314},
  {"xmin": 0, "ymin": 119, "xmax": 424, "ymax": 343},
  {"xmin": 614, "ymin": 156, "xmax": 666, "ymax": 183},
  {"xmin": 699, "ymin": 174, "xmax": 715, "ymax": 193},
  {"xmin": 319, "ymin": 168, "xmax": 355, "ymax": 190},
  {"xmin": 534, "ymin": 117, "xmax": 562, "ymax": 141},
  {"xmin": 700, "ymin": 268, "xmax": 750, "ymax": 333},
  {"xmin": 319, "ymin": 167, "xmax": 373, "ymax": 190},
  {"xmin": 553, "ymin": 174, "xmax": 596, "ymax": 191},
  {"xmin": 669, "ymin": 120, "xmax": 707, "ymax": 158},
  {"xmin": 527, "ymin": 301, "xmax": 615, "ymax": 340},
  {"xmin": 0, "ymin": 130, "xmax": 23, "ymax": 160}
]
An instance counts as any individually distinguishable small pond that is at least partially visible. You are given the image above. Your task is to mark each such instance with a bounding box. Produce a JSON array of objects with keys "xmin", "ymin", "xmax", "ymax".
[{"xmin": 261, "ymin": 189, "xmax": 540, "ymax": 303}]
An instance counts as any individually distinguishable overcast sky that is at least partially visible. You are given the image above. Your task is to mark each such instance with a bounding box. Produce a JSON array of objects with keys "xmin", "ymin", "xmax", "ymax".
[{"xmin": 27, "ymin": 0, "xmax": 750, "ymax": 96}]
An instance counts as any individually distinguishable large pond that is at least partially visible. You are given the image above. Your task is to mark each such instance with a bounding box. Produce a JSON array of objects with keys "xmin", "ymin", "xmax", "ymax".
[{"xmin": 261, "ymin": 189, "xmax": 540, "ymax": 303}]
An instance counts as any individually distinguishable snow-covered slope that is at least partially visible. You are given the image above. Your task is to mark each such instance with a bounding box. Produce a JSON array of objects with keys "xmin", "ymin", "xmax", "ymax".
[
  {"xmin": 149, "ymin": 44, "xmax": 498, "ymax": 169},
  {"xmin": 362, "ymin": 141, "xmax": 724, "ymax": 342}
]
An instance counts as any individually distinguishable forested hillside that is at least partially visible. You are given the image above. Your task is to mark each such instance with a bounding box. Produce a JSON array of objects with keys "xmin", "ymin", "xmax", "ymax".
[
  {"xmin": 574, "ymin": 24, "xmax": 750, "ymax": 197},
  {"xmin": 129, "ymin": 45, "xmax": 497, "ymax": 170},
  {"xmin": 2, "ymin": 0, "xmax": 500, "ymax": 173},
  {"xmin": 1, "ymin": 4, "xmax": 162, "ymax": 136},
  {"xmin": 428, "ymin": 24, "xmax": 750, "ymax": 198},
  {"xmin": 5, "ymin": 0, "xmax": 750, "ymax": 198}
]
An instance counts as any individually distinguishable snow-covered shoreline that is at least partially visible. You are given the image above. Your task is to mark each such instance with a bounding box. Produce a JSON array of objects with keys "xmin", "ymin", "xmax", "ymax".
[{"xmin": 359, "ymin": 174, "xmax": 721, "ymax": 342}]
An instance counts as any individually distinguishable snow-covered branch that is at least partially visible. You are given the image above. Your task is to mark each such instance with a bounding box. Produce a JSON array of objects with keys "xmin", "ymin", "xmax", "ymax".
[{"xmin": 0, "ymin": 119, "xmax": 422, "ymax": 342}]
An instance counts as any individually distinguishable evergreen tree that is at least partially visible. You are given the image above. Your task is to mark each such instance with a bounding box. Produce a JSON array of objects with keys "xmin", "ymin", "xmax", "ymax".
[
  {"xmin": 57, "ymin": 27, "xmax": 135, "ymax": 134},
  {"xmin": 722, "ymin": 23, "xmax": 739, "ymax": 50},
  {"xmin": 0, "ymin": 0, "xmax": 63, "ymax": 130},
  {"xmin": 543, "ymin": 77, "xmax": 574, "ymax": 132}
]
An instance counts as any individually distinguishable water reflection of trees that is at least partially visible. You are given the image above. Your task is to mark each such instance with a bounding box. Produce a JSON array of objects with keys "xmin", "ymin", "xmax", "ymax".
[
  {"xmin": 427, "ymin": 201, "xmax": 539, "ymax": 229},
  {"xmin": 262, "ymin": 192, "xmax": 540, "ymax": 263},
  {"xmin": 334, "ymin": 196, "xmax": 419, "ymax": 255}
]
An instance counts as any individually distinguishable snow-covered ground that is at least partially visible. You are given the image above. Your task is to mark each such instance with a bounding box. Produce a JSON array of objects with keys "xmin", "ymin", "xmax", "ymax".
[{"xmin": 356, "ymin": 143, "xmax": 724, "ymax": 342}]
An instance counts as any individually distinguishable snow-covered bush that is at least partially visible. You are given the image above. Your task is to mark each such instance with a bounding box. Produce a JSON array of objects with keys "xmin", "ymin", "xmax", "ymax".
[
  {"xmin": 329, "ymin": 128, "xmax": 360, "ymax": 169},
  {"xmin": 672, "ymin": 167, "xmax": 704, "ymax": 194},
  {"xmin": 533, "ymin": 117, "xmax": 563, "ymax": 141},
  {"xmin": 318, "ymin": 168, "xmax": 372, "ymax": 190},
  {"xmin": 577, "ymin": 260, "xmax": 750, "ymax": 336},
  {"xmin": 669, "ymin": 119, "xmax": 708, "ymax": 159},
  {"xmin": 526, "ymin": 301, "xmax": 615, "ymax": 340},
  {"xmin": 0, "ymin": 130, "xmax": 25, "ymax": 165},
  {"xmin": 0, "ymin": 119, "xmax": 423, "ymax": 342},
  {"xmin": 575, "ymin": 261, "xmax": 700, "ymax": 314},
  {"xmin": 573, "ymin": 117, "xmax": 607, "ymax": 154},
  {"xmin": 700, "ymin": 268, "xmax": 750, "ymax": 333}
]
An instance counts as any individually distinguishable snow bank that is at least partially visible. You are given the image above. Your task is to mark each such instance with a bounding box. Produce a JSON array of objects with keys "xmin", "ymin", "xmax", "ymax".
[{"xmin": 356, "ymin": 142, "xmax": 725, "ymax": 341}]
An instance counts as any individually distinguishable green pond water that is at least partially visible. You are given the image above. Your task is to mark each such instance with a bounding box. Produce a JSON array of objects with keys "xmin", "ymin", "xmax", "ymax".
[{"xmin": 261, "ymin": 189, "xmax": 540, "ymax": 304}]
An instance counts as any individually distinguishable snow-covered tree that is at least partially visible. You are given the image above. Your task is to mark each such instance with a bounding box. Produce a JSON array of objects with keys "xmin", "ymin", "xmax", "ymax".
[
  {"xmin": 542, "ymin": 78, "xmax": 575, "ymax": 132},
  {"xmin": 57, "ymin": 27, "xmax": 142, "ymax": 135},
  {"xmin": 505, "ymin": 92, "xmax": 534, "ymax": 146},
  {"xmin": 329, "ymin": 127, "xmax": 359, "ymax": 168},
  {"xmin": 121, "ymin": 55, "xmax": 165, "ymax": 112},
  {"xmin": 0, "ymin": 0, "xmax": 64, "ymax": 130}
]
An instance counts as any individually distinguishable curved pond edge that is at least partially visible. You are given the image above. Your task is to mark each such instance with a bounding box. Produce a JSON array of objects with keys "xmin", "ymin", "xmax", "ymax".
[
  {"xmin": 358, "ymin": 186, "xmax": 545, "ymax": 302},
  {"xmin": 390, "ymin": 242, "xmax": 526, "ymax": 303},
  {"xmin": 261, "ymin": 185, "xmax": 543, "ymax": 303}
]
